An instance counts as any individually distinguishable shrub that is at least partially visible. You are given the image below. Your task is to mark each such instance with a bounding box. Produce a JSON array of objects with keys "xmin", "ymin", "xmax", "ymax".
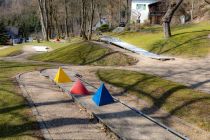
[
  {"xmin": 0, "ymin": 23, "xmax": 10, "ymax": 45},
  {"xmin": 97, "ymin": 24, "xmax": 109, "ymax": 32}
]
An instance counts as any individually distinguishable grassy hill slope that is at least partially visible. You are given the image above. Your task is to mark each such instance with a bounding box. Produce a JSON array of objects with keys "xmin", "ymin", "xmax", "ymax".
[
  {"xmin": 30, "ymin": 41, "xmax": 137, "ymax": 66},
  {"xmin": 0, "ymin": 61, "xmax": 50, "ymax": 139},
  {"xmin": 114, "ymin": 22, "xmax": 210, "ymax": 57}
]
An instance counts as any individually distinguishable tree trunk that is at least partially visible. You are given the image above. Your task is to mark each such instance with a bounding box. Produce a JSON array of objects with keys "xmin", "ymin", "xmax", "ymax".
[
  {"xmin": 48, "ymin": 0, "xmax": 53, "ymax": 39},
  {"xmin": 64, "ymin": 0, "xmax": 69, "ymax": 39},
  {"xmin": 81, "ymin": 0, "xmax": 88, "ymax": 40},
  {"xmin": 53, "ymin": 12, "xmax": 60, "ymax": 38},
  {"xmin": 162, "ymin": 0, "xmax": 184, "ymax": 38},
  {"xmin": 108, "ymin": 0, "xmax": 114, "ymax": 28},
  {"xmin": 126, "ymin": 0, "xmax": 130, "ymax": 24},
  {"xmin": 191, "ymin": 0, "xmax": 195, "ymax": 21},
  {"xmin": 88, "ymin": 0, "xmax": 95, "ymax": 40},
  {"xmin": 163, "ymin": 22, "xmax": 171, "ymax": 38},
  {"xmin": 119, "ymin": 0, "xmax": 122, "ymax": 23},
  {"xmin": 43, "ymin": 0, "xmax": 49, "ymax": 41},
  {"xmin": 37, "ymin": 0, "xmax": 47, "ymax": 41}
]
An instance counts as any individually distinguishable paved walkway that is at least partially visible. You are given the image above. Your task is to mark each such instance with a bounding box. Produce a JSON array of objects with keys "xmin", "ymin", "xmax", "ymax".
[
  {"xmin": 42, "ymin": 68, "xmax": 183, "ymax": 140},
  {"xmin": 17, "ymin": 71, "xmax": 116, "ymax": 140}
]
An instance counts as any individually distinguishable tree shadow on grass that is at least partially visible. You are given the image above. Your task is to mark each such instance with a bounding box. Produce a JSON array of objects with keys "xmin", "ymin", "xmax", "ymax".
[
  {"xmin": 167, "ymin": 97, "xmax": 210, "ymax": 117},
  {"xmin": 149, "ymin": 30, "xmax": 210, "ymax": 55},
  {"xmin": 0, "ymin": 100, "xmax": 73, "ymax": 114},
  {"xmin": 98, "ymin": 70, "xmax": 210, "ymax": 130},
  {"xmin": 84, "ymin": 51, "xmax": 119, "ymax": 65},
  {"xmin": 0, "ymin": 117, "xmax": 97, "ymax": 138},
  {"xmin": 75, "ymin": 46, "xmax": 120, "ymax": 66},
  {"xmin": 114, "ymin": 76, "xmax": 189, "ymax": 116},
  {"xmin": 141, "ymin": 85, "xmax": 188, "ymax": 115},
  {"xmin": 0, "ymin": 63, "xmax": 39, "ymax": 69},
  {"xmin": 172, "ymin": 30, "xmax": 210, "ymax": 37}
]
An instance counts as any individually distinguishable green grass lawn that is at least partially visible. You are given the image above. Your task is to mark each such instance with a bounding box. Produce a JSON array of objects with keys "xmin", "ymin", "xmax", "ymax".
[
  {"xmin": 30, "ymin": 41, "xmax": 137, "ymax": 66},
  {"xmin": 97, "ymin": 69, "xmax": 210, "ymax": 131},
  {"xmin": 26, "ymin": 41, "xmax": 71, "ymax": 49},
  {"xmin": 113, "ymin": 22, "xmax": 210, "ymax": 57},
  {"xmin": 0, "ymin": 41, "xmax": 72, "ymax": 57},
  {"xmin": 0, "ymin": 61, "xmax": 50, "ymax": 139},
  {"xmin": 0, "ymin": 45, "xmax": 23, "ymax": 57}
]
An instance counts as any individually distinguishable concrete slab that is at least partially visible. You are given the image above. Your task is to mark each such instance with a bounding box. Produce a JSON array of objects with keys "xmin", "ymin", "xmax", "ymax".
[
  {"xmin": 100, "ymin": 36, "xmax": 174, "ymax": 61},
  {"xmin": 42, "ymin": 68, "xmax": 183, "ymax": 140},
  {"xmin": 32, "ymin": 46, "xmax": 49, "ymax": 52}
]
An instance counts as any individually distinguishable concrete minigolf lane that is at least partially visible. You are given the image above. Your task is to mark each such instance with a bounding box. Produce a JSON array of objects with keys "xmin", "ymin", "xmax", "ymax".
[{"xmin": 17, "ymin": 71, "xmax": 116, "ymax": 140}]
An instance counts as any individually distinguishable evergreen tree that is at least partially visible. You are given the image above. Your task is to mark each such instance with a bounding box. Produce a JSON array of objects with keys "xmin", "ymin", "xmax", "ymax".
[{"xmin": 0, "ymin": 23, "xmax": 10, "ymax": 45}]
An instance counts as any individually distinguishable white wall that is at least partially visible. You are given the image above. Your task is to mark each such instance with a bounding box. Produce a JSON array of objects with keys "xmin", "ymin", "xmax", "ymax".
[{"xmin": 131, "ymin": 0, "xmax": 157, "ymax": 23}]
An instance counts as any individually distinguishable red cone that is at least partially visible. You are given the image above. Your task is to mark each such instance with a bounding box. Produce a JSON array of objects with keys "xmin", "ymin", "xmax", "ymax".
[{"xmin": 70, "ymin": 79, "xmax": 89, "ymax": 95}]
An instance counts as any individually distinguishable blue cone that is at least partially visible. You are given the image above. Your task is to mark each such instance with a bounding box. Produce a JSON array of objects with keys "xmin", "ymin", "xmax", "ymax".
[{"xmin": 92, "ymin": 83, "xmax": 114, "ymax": 106}]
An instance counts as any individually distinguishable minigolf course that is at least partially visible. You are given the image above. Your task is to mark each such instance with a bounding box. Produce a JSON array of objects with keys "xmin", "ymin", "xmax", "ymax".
[
  {"xmin": 92, "ymin": 83, "xmax": 114, "ymax": 106},
  {"xmin": 16, "ymin": 71, "xmax": 114, "ymax": 140},
  {"xmin": 39, "ymin": 68, "xmax": 187, "ymax": 140},
  {"xmin": 54, "ymin": 67, "xmax": 72, "ymax": 83},
  {"xmin": 70, "ymin": 79, "xmax": 89, "ymax": 95}
]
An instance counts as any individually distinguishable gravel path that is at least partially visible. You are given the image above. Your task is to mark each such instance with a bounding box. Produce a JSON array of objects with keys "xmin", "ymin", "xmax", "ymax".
[{"xmin": 17, "ymin": 71, "xmax": 117, "ymax": 140}]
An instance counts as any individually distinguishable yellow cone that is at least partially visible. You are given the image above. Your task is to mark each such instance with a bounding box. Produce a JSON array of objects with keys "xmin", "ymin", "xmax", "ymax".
[{"xmin": 54, "ymin": 67, "xmax": 72, "ymax": 83}]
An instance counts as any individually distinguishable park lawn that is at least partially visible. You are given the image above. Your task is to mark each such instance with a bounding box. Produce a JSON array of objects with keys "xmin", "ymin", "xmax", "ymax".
[
  {"xmin": 26, "ymin": 36, "xmax": 82, "ymax": 50},
  {"xmin": 0, "ymin": 61, "xmax": 50, "ymax": 139},
  {"xmin": 26, "ymin": 41, "xmax": 72, "ymax": 49},
  {"xmin": 97, "ymin": 69, "xmax": 210, "ymax": 131},
  {"xmin": 30, "ymin": 41, "xmax": 137, "ymax": 66},
  {"xmin": 0, "ymin": 45, "xmax": 23, "ymax": 57},
  {"xmin": 0, "ymin": 41, "xmax": 72, "ymax": 57},
  {"xmin": 114, "ymin": 22, "xmax": 210, "ymax": 57}
]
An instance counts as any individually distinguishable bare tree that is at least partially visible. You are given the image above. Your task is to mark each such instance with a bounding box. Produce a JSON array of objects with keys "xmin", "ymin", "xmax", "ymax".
[
  {"xmin": 80, "ymin": 0, "xmax": 88, "ymax": 40},
  {"xmin": 88, "ymin": 0, "xmax": 95, "ymax": 40},
  {"xmin": 64, "ymin": 0, "xmax": 69, "ymax": 39},
  {"xmin": 162, "ymin": 0, "xmax": 184, "ymax": 38},
  {"xmin": 191, "ymin": 0, "xmax": 195, "ymax": 21},
  {"xmin": 37, "ymin": 0, "xmax": 48, "ymax": 41},
  {"xmin": 126, "ymin": 0, "xmax": 130, "ymax": 24}
]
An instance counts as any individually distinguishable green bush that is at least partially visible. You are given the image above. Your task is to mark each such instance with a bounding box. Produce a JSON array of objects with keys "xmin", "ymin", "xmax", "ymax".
[
  {"xmin": 0, "ymin": 23, "xmax": 10, "ymax": 45},
  {"xmin": 98, "ymin": 24, "xmax": 109, "ymax": 32}
]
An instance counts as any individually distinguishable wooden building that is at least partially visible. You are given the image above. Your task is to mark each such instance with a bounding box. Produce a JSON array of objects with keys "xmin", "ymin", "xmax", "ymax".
[{"xmin": 148, "ymin": 0, "xmax": 167, "ymax": 24}]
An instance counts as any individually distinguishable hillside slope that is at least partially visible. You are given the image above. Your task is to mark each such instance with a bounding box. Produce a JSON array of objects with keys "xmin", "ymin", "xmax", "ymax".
[
  {"xmin": 114, "ymin": 22, "xmax": 210, "ymax": 57},
  {"xmin": 30, "ymin": 41, "xmax": 137, "ymax": 66}
]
